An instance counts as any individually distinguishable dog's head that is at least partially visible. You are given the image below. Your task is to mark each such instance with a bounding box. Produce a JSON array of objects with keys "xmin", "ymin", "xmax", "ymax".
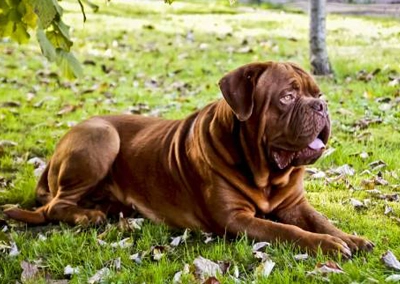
[{"xmin": 219, "ymin": 62, "xmax": 330, "ymax": 171}]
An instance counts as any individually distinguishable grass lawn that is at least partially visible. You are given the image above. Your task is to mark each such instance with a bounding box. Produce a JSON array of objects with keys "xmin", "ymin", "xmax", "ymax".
[{"xmin": 1, "ymin": 0, "xmax": 400, "ymax": 283}]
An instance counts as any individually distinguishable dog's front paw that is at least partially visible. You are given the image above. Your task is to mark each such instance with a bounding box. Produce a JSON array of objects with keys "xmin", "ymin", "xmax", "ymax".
[
  {"xmin": 301, "ymin": 233, "xmax": 353, "ymax": 259},
  {"xmin": 73, "ymin": 210, "xmax": 106, "ymax": 226},
  {"xmin": 336, "ymin": 233, "xmax": 374, "ymax": 253}
]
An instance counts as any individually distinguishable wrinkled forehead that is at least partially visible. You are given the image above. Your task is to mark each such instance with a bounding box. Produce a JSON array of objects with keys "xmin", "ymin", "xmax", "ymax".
[{"xmin": 263, "ymin": 63, "xmax": 321, "ymax": 95}]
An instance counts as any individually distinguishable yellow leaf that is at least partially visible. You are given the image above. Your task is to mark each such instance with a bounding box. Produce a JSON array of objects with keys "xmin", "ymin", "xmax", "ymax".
[
  {"xmin": 11, "ymin": 22, "xmax": 30, "ymax": 44},
  {"xmin": 21, "ymin": 1, "xmax": 37, "ymax": 29}
]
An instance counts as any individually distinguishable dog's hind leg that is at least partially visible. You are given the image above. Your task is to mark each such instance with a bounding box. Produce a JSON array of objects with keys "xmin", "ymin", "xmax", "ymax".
[
  {"xmin": 6, "ymin": 118, "xmax": 120, "ymax": 226},
  {"xmin": 42, "ymin": 118, "xmax": 121, "ymax": 225}
]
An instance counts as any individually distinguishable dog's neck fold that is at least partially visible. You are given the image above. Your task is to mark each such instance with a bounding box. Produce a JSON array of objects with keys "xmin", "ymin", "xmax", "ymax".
[{"xmin": 190, "ymin": 100, "xmax": 269, "ymax": 189}]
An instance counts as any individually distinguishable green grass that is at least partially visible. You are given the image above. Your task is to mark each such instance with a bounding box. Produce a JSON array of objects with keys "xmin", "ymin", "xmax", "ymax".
[{"xmin": 1, "ymin": 0, "xmax": 400, "ymax": 283}]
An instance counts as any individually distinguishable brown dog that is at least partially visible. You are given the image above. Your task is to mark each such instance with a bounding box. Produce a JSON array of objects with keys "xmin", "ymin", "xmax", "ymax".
[{"xmin": 5, "ymin": 62, "xmax": 373, "ymax": 257}]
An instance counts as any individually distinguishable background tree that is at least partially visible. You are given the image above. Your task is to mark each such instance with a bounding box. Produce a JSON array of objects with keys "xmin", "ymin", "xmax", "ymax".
[{"xmin": 309, "ymin": 0, "xmax": 333, "ymax": 75}]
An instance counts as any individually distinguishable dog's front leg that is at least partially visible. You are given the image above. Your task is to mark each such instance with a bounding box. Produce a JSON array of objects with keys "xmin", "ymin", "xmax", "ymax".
[
  {"xmin": 275, "ymin": 198, "xmax": 374, "ymax": 254},
  {"xmin": 223, "ymin": 209, "xmax": 353, "ymax": 258},
  {"xmin": 209, "ymin": 185, "xmax": 352, "ymax": 258}
]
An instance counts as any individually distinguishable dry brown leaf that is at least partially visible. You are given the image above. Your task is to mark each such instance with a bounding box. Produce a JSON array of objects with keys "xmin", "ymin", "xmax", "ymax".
[
  {"xmin": 385, "ymin": 205, "xmax": 394, "ymax": 215},
  {"xmin": 331, "ymin": 164, "xmax": 355, "ymax": 176},
  {"xmin": 151, "ymin": 245, "xmax": 169, "ymax": 261},
  {"xmin": 0, "ymin": 140, "xmax": 18, "ymax": 147},
  {"xmin": 382, "ymin": 251, "xmax": 400, "ymax": 271},
  {"xmin": 252, "ymin": 241, "xmax": 270, "ymax": 252},
  {"xmin": 20, "ymin": 261, "xmax": 40, "ymax": 283},
  {"xmin": 202, "ymin": 232, "xmax": 214, "ymax": 244},
  {"xmin": 350, "ymin": 198, "xmax": 365, "ymax": 209},
  {"xmin": 253, "ymin": 251, "xmax": 269, "ymax": 262},
  {"xmin": 390, "ymin": 217, "xmax": 400, "ymax": 225},
  {"xmin": 254, "ymin": 258, "xmax": 275, "ymax": 278},
  {"xmin": 0, "ymin": 101, "xmax": 21, "ymax": 108},
  {"xmin": 193, "ymin": 256, "xmax": 222, "ymax": 280},
  {"xmin": 379, "ymin": 194, "xmax": 399, "ymax": 202},
  {"xmin": 110, "ymin": 237, "xmax": 132, "ymax": 249},
  {"xmin": 203, "ymin": 276, "xmax": 220, "ymax": 284},
  {"xmin": 308, "ymin": 261, "xmax": 344, "ymax": 276},
  {"xmin": 369, "ymin": 160, "xmax": 387, "ymax": 171},
  {"xmin": 57, "ymin": 104, "xmax": 77, "ymax": 116},
  {"xmin": 88, "ymin": 267, "xmax": 110, "ymax": 284}
]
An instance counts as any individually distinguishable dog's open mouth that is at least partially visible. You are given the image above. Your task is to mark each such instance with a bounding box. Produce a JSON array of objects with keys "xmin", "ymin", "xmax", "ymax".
[{"xmin": 271, "ymin": 126, "xmax": 329, "ymax": 170}]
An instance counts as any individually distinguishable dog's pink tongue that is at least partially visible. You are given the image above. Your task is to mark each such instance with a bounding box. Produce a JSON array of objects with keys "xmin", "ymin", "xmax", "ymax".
[{"xmin": 308, "ymin": 138, "xmax": 325, "ymax": 150}]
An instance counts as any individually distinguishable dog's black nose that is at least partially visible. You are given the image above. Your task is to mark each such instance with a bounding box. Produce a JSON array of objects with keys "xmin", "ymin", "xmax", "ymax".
[{"xmin": 310, "ymin": 99, "xmax": 327, "ymax": 116}]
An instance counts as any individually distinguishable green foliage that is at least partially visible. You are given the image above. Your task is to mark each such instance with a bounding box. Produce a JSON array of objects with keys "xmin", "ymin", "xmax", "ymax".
[{"xmin": 0, "ymin": 0, "xmax": 90, "ymax": 79}]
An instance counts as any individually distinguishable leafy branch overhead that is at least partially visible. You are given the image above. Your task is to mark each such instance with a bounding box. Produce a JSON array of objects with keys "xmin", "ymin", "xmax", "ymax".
[{"xmin": 0, "ymin": 0, "xmax": 99, "ymax": 79}]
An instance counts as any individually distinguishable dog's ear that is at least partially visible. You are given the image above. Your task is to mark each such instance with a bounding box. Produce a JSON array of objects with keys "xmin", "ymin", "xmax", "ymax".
[{"xmin": 219, "ymin": 63, "xmax": 268, "ymax": 121}]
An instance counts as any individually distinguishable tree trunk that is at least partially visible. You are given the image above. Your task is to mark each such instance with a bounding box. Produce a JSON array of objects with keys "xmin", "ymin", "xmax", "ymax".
[{"xmin": 309, "ymin": 0, "xmax": 333, "ymax": 75}]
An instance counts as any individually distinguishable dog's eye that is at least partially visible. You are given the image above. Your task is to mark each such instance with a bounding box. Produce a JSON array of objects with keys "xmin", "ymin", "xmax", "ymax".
[{"xmin": 280, "ymin": 93, "xmax": 295, "ymax": 104}]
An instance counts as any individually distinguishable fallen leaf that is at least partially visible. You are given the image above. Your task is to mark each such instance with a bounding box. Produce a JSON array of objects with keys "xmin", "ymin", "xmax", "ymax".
[
  {"xmin": 294, "ymin": 253, "xmax": 309, "ymax": 261},
  {"xmin": 379, "ymin": 103, "xmax": 392, "ymax": 111},
  {"xmin": 57, "ymin": 104, "xmax": 77, "ymax": 116},
  {"xmin": 152, "ymin": 245, "xmax": 169, "ymax": 261},
  {"xmin": 27, "ymin": 157, "xmax": 47, "ymax": 177},
  {"xmin": 386, "ymin": 274, "xmax": 400, "ymax": 282},
  {"xmin": 173, "ymin": 263, "xmax": 190, "ymax": 284},
  {"xmin": 379, "ymin": 194, "xmax": 399, "ymax": 202},
  {"xmin": 353, "ymin": 118, "xmax": 383, "ymax": 130},
  {"xmin": 26, "ymin": 92, "xmax": 36, "ymax": 101},
  {"xmin": 390, "ymin": 217, "xmax": 400, "ymax": 225},
  {"xmin": 0, "ymin": 140, "xmax": 18, "ymax": 147},
  {"xmin": 217, "ymin": 261, "xmax": 231, "ymax": 274},
  {"xmin": 113, "ymin": 257, "xmax": 121, "ymax": 270},
  {"xmin": 97, "ymin": 239, "xmax": 107, "ymax": 246},
  {"xmin": 170, "ymin": 236, "xmax": 182, "ymax": 247},
  {"xmin": 203, "ymin": 276, "xmax": 220, "ymax": 284},
  {"xmin": 20, "ymin": 261, "xmax": 40, "ymax": 283},
  {"xmin": 0, "ymin": 101, "xmax": 21, "ymax": 108},
  {"xmin": 350, "ymin": 198, "xmax": 365, "ymax": 209},
  {"xmin": 385, "ymin": 205, "xmax": 394, "ymax": 215},
  {"xmin": 331, "ymin": 164, "xmax": 355, "ymax": 176},
  {"xmin": 193, "ymin": 256, "xmax": 222, "ymax": 280},
  {"xmin": 9, "ymin": 242, "xmax": 20, "ymax": 257},
  {"xmin": 129, "ymin": 252, "xmax": 143, "ymax": 264},
  {"xmin": 235, "ymin": 46, "xmax": 253, "ymax": 54},
  {"xmin": 232, "ymin": 265, "xmax": 240, "ymax": 278},
  {"xmin": 322, "ymin": 147, "xmax": 336, "ymax": 158},
  {"xmin": 88, "ymin": 267, "xmax": 110, "ymax": 284},
  {"xmin": 110, "ymin": 237, "xmax": 132, "ymax": 249},
  {"xmin": 254, "ymin": 258, "xmax": 275, "ymax": 278},
  {"xmin": 382, "ymin": 251, "xmax": 400, "ymax": 271},
  {"xmin": 64, "ymin": 264, "xmax": 80, "ymax": 276},
  {"xmin": 202, "ymin": 232, "xmax": 214, "ymax": 244},
  {"xmin": 252, "ymin": 241, "xmax": 270, "ymax": 252},
  {"xmin": 253, "ymin": 251, "xmax": 269, "ymax": 262},
  {"xmin": 46, "ymin": 280, "xmax": 69, "ymax": 284},
  {"xmin": 170, "ymin": 229, "xmax": 190, "ymax": 247},
  {"xmin": 365, "ymin": 189, "xmax": 382, "ymax": 195},
  {"xmin": 308, "ymin": 261, "xmax": 345, "ymax": 276},
  {"xmin": 369, "ymin": 160, "xmax": 387, "ymax": 171}
]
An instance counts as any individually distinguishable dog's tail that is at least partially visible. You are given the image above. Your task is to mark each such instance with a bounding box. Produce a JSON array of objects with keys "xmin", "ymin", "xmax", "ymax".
[
  {"xmin": 3, "ymin": 206, "xmax": 47, "ymax": 225},
  {"xmin": 3, "ymin": 163, "xmax": 51, "ymax": 225}
]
